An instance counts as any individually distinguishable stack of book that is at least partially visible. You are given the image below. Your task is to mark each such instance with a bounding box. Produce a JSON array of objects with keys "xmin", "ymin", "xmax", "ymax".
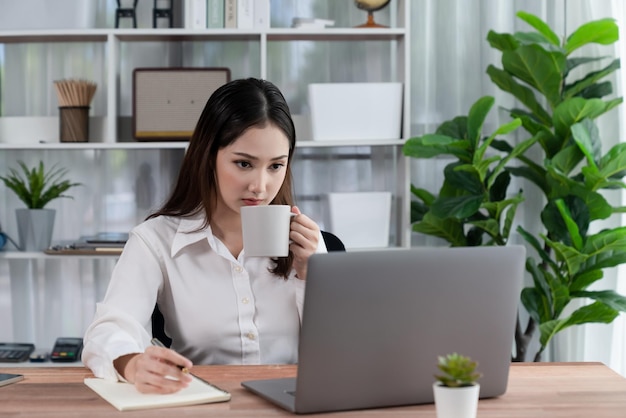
[
  {"xmin": 185, "ymin": 0, "xmax": 270, "ymax": 29},
  {"xmin": 46, "ymin": 232, "xmax": 128, "ymax": 255},
  {"xmin": 291, "ymin": 18, "xmax": 335, "ymax": 29}
]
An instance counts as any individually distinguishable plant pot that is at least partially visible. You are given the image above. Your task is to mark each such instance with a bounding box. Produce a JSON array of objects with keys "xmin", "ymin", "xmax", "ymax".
[
  {"xmin": 16, "ymin": 208, "xmax": 56, "ymax": 252},
  {"xmin": 433, "ymin": 382, "xmax": 480, "ymax": 418}
]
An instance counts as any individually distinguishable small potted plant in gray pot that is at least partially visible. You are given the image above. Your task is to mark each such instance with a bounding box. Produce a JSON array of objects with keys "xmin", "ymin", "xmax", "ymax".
[
  {"xmin": 433, "ymin": 352, "xmax": 482, "ymax": 418},
  {"xmin": 0, "ymin": 160, "xmax": 81, "ymax": 251}
]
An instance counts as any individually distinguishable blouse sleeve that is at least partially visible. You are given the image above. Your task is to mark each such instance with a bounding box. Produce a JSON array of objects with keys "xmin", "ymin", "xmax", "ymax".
[{"xmin": 81, "ymin": 230, "xmax": 164, "ymax": 381}]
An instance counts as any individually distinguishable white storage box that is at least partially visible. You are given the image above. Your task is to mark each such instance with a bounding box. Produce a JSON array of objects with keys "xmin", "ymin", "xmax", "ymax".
[
  {"xmin": 308, "ymin": 83, "xmax": 403, "ymax": 141},
  {"xmin": 322, "ymin": 192, "xmax": 392, "ymax": 249}
]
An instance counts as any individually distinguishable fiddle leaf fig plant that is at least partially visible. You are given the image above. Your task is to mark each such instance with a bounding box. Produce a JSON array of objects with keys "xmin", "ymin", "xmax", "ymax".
[
  {"xmin": 403, "ymin": 95, "xmax": 528, "ymax": 247},
  {"xmin": 0, "ymin": 160, "xmax": 81, "ymax": 209},
  {"xmin": 434, "ymin": 353, "xmax": 482, "ymax": 388},
  {"xmin": 404, "ymin": 11, "xmax": 626, "ymax": 362}
]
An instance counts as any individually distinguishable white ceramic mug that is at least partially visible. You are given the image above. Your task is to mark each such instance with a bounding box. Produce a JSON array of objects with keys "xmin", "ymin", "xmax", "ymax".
[{"xmin": 241, "ymin": 205, "xmax": 294, "ymax": 257}]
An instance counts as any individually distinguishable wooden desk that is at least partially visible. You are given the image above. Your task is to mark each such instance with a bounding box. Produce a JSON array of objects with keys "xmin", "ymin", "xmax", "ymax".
[{"xmin": 1, "ymin": 362, "xmax": 625, "ymax": 417}]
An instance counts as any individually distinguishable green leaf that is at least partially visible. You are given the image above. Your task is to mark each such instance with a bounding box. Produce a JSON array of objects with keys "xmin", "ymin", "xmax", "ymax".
[
  {"xmin": 564, "ymin": 18, "xmax": 619, "ymax": 54},
  {"xmin": 515, "ymin": 32, "xmax": 560, "ymax": 48},
  {"xmin": 578, "ymin": 81, "xmax": 612, "ymax": 99},
  {"xmin": 598, "ymin": 142, "xmax": 626, "ymax": 181},
  {"xmin": 521, "ymin": 287, "xmax": 547, "ymax": 323},
  {"xmin": 517, "ymin": 225, "xmax": 559, "ymax": 273},
  {"xmin": 570, "ymin": 270, "xmax": 603, "ymax": 292},
  {"xmin": 403, "ymin": 134, "xmax": 471, "ymax": 160},
  {"xmin": 516, "ymin": 11, "xmax": 560, "ymax": 45},
  {"xmin": 509, "ymin": 108, "xmax": 551, "ymax": 136},
  {"xmin": 467, "ymin": 96, "xmax": 494, "ymax": 148},
  {"xmin": 442, "ymin": 163, "xmax": 483, "ymax": 195},
  {"xmin": 502, "ymin": 193, "xmax": 524, "ymax": 239},
  {"xmin": 552, "ymin": 98, "xmax": 606, "ymax": 140},
  {"xmin": 488, "ymin": 170, "xmax": 511, "ymax": 202},
  {"xmin": 410, "ymin": 200, "xmax": 428, "ymax": 224},
  {"xmin": 541, "ymin": 196, "xmax": 589, "ymax": 246},
  {"xmin": 467, "ymin": 219, "xmax": 500, "ymax": 240},
  {"xmin": 486, "ymin": 30, "xmax": 520, "ymax": 51},
  {"xmin": 555, "ymin": 199, "xmax": 583, "ymax": 250},
  {"xmin": 543, "ymin": 237, "xmax": 587, "ymax": 277},
  {"xmin": 486, "ymin": 65, "xmax": 552, "ymax": 125},
  {"xmin": 566, "ymin": 56, "xmax": 611, "ymax": 77},
  {"xmin": 476, "ymin": 118, "xmax": 522, "ymax": 167},
  {"xmin": 432, "ymin": 194, "xmax": 484, "ymax": 220},
  {"xmin": 539, "ymin": 302, "xmax": 619, "ymax": 348},
  {"xmin": 571, "ymin": 290, "xmax": 626, "ymax": 312},
  {"xmin": 545, "ymin": 168, "xmax": 612, "ymax": 220},
  {"xmin": 502, "ymin": 44, "xmax": 566, "ymax": 109},
  {"xmin": 551, "ymin": 145, "xmax": 584, "ymax": 176},
  {"xmin": 412, "ymin": 212, "xmax": 467, "ymax": 246},
  {"xmin": 580, "ymin": 227, "xmax": 626, "ymax": 270},
  {"xmin": 486, "ymin": 132, "xmax": 534, "ymax": 190},
  {"xmin": 410, "ymin": 186, "xmax": 436, "ymax": 205},
  {"xmin": 564, "ymin": 59, "xmax": 620, "ymax": 99},
  {"xmin": 436, "ymin": 116, "xmax": 469, "ymax": 139},
  {"xmin": 474, "ymin": 155, "xmax": 501, "ymax": 184},
  {"xmin": 571, "ymin": 119, "xmax": 601, "ymax": 174}
]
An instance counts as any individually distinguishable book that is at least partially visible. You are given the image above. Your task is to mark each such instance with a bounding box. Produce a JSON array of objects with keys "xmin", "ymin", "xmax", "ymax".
[
  {"xmin": 83, "ymin": 232, "xmax": 129, "ymax": 244},
  {"xmin": 207, "ymin": 0, "xmax": 225, "ymax": 29},
  {"xmin": 191, "ymin": 0, "xmax": 207, "ymax": 29},
  {"xmin": 84, "ymin": 375, "xmax": 231, "ymax": 411},
  {"xmin": 236, "ymin": 0, "xmax": 253, "ymax": 29},
  {"xmin": 184, "ymin": 0, "xmax": 207, "ymax": 29},
  {"xmin": 253, "ymin": 0, "xmax": 270, "ymax": 29},
  {"xmin": 291, "ymin": 17, "xmax": 335, "ymax": 29},
  {"xmin": 224, "ymin": 0, "xmax": 237, "ymax": 28}
]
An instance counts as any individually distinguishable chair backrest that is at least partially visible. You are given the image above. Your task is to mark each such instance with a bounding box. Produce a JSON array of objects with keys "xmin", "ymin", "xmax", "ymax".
[{"xmin": 151, "ymin": 230, "xmax": 346, "ymax": 348}]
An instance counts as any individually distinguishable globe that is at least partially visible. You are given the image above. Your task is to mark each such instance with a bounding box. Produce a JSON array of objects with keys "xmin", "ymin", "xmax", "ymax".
[{"xmin": 354, "ymin": 0, "xmax": 391, "ymax": 28}]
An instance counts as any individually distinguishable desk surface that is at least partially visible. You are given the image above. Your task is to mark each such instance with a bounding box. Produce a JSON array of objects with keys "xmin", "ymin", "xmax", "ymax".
[{"xmin": 1, "ymin": 362, "xmax": 625, "ymax": 417}]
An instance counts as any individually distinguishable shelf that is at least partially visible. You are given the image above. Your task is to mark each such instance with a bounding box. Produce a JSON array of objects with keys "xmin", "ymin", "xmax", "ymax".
[
  {"xmin": 0, "ymin": 27, "xmax": 406, "ymax": 44},
  {"xmin": 0, "ymin": 29, "xmax": 110, "ymax": 43},
  {"xmin": 0, "ymin": 251, "xmax": 119, "ymax": 260},
  {"xmin": 0, "ymin": 139, "xmax": 405, "ymax": 150}
]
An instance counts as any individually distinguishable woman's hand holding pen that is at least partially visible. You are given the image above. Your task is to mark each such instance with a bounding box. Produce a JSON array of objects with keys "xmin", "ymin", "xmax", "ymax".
[
  {"xmin": 289, "ymin": 206, "xmax": 320, "ymax": 281},
  {"xmin": 114, "ymin": 346, "xmax": 193, "ymax": 394}
]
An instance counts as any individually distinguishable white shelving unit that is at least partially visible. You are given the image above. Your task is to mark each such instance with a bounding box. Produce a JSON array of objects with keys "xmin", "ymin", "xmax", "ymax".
[{"xmin": 0, "ymin": 0, "xmax": 411, "ymax": 348}]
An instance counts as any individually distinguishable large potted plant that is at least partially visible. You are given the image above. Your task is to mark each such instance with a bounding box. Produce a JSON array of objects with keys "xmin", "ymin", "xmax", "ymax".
[
  {"xmin": 403, "ymin": 12, "xmax": 626, "ymax": 361},
  {"xmin": 0, "ymin": 160, "xmax": 81, "ymax": 251}
]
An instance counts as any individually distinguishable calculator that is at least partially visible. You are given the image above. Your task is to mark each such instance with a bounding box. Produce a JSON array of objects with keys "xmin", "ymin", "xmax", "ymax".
[{"xmin": 0, "ymin": 343, "xmax": 35, "ymax": 362}]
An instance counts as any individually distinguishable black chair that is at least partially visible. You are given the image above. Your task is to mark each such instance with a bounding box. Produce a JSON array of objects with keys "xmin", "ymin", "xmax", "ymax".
[{"xmin": 151, "ymin": 231, "xmax": 346, "ymax": 348}]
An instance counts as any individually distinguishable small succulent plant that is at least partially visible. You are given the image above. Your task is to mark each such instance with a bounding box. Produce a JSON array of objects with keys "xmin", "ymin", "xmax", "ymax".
[{"xmin": 434, "ymin": 353, "xmax": 482, "ymax": 387}]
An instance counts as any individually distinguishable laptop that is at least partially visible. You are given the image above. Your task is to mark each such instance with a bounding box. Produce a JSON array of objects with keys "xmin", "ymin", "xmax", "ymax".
[{"xmin": 241, "ymin": 245, "xmax": 526, "ymax": 414}]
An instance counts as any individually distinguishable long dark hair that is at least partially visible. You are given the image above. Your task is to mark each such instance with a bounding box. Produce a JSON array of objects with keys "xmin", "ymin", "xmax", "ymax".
[{"xmin": 149, "ymin": 78, "xmax": 297, "ymax": 277}]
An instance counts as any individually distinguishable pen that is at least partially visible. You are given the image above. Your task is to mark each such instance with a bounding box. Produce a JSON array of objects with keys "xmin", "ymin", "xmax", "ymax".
[{"xmin": 151, "ymin": 337, "xmax": 189, "ymax": 374}]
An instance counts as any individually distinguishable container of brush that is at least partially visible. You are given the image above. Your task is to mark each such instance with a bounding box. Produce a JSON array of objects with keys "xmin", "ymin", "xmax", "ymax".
[{"xmin": 54, "ymin": 79, "xmax": 97, "ymax": 142}]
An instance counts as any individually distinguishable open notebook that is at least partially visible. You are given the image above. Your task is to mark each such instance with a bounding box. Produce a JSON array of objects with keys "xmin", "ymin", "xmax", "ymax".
[{"xmin": 84, "ymin": 375, "xmax": 231, "ymax": 411}]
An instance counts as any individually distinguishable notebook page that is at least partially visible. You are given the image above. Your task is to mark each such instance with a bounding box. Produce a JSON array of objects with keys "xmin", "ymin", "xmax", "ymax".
[{"xmin": 84, "ymin": 375, "xmax": 231, "ymax": 411}]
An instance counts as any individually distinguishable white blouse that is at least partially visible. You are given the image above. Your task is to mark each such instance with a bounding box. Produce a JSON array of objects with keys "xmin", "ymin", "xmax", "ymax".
[{"xmin": 82, "ymin": 215, "xmax": 327, "ymax": 381}]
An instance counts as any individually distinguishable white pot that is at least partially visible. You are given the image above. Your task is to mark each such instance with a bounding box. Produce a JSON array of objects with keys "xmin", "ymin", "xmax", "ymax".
[{"xmin": 433, "ymin": 382, "xmax": 480, "ymax": 418}]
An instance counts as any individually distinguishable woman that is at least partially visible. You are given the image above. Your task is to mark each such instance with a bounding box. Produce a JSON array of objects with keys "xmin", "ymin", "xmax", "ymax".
[{"xmin": 82, "ymin": 78, "xmax": 325, "ymax": 394}]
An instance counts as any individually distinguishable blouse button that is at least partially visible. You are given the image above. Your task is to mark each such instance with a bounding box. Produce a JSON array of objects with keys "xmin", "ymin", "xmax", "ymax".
[
  {"xmin": 246, "ymin": 332, "xmax": 256, "ymax": 340},
  {"xmin": 234, "ymin": 265, "xmax": 243, "ymax": 273},
  {"xmin": 242, "ymin": 297, "xmax": 250, "ymax": 304}
]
